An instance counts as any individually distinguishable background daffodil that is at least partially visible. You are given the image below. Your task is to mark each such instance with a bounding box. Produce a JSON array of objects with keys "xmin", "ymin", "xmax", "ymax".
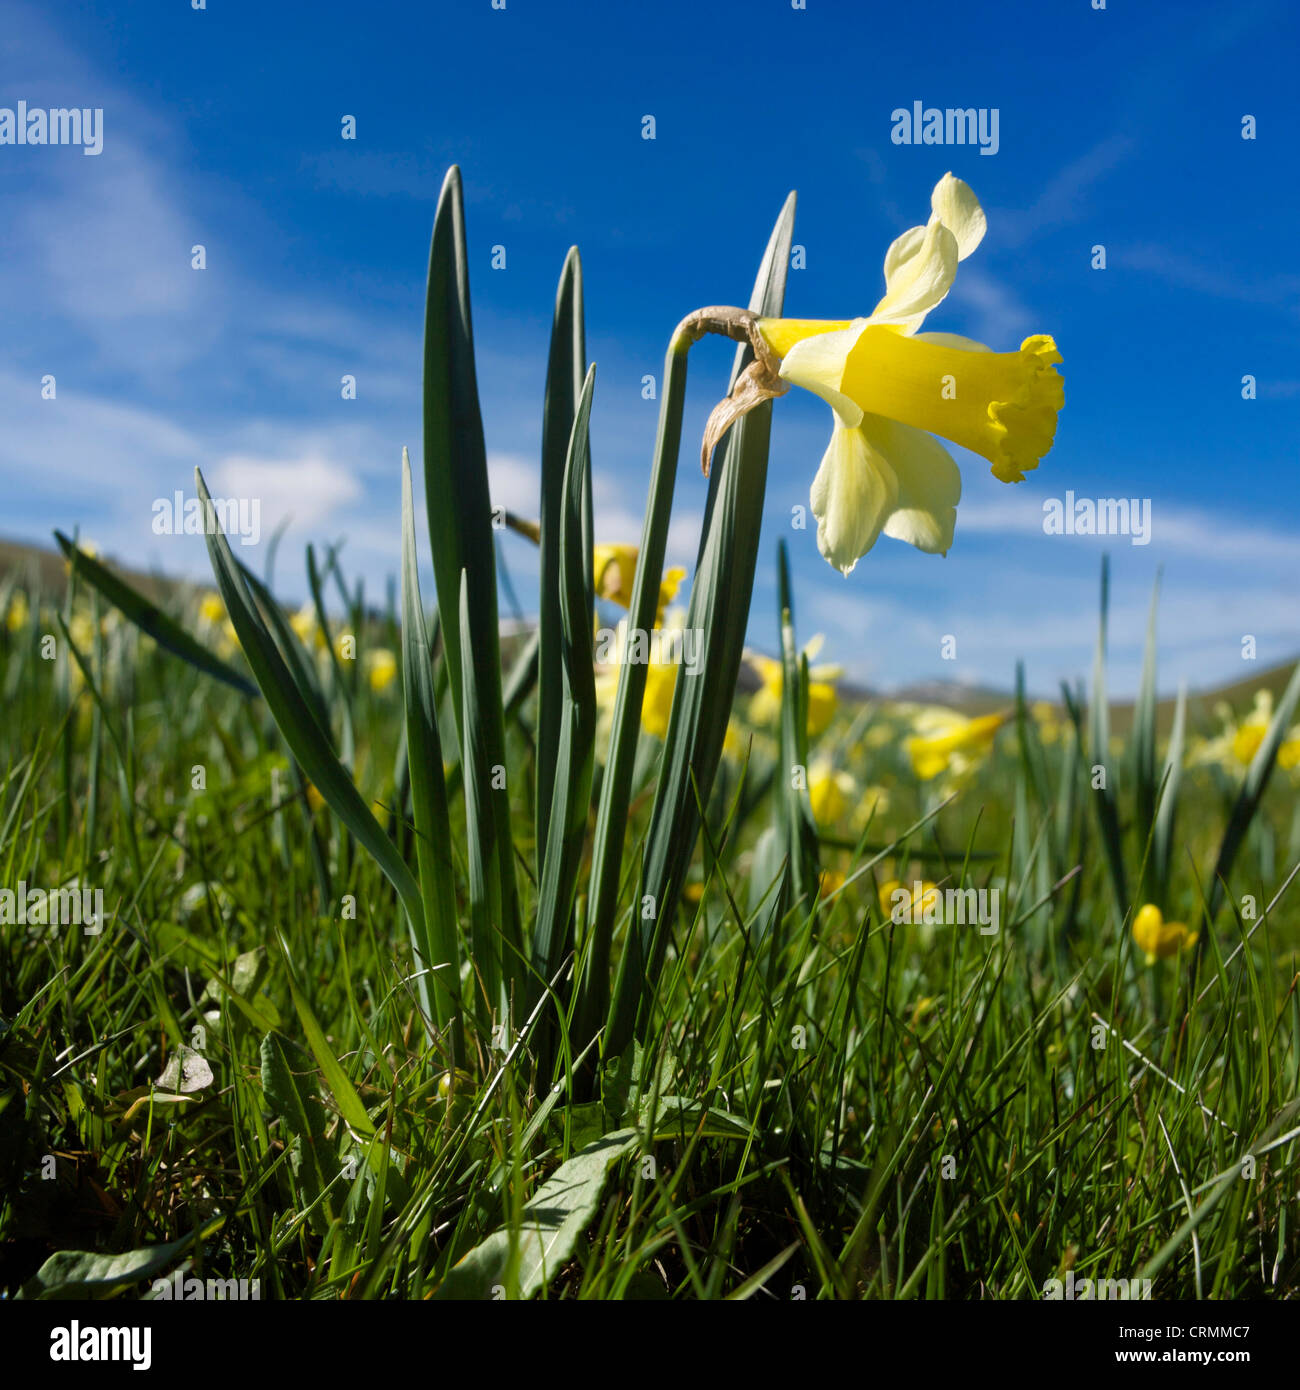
[
  {"xmin": 1131, "ymin": 903, "xmax": 1197, "ymax": 964},
  {"xmin": 593, "ymin": 542, "xmax": 684, "ymax": 628},
  {"xmin": 755, "ymin": 174, "xmax": 1064, "ymax": 574},
  {"xmin": 906, "ymin": 707, "xmax": 1005, "ymax": 782},
  {"xmin": 746, "ymin": 633, "xmax": 841, "ymax": 736}
]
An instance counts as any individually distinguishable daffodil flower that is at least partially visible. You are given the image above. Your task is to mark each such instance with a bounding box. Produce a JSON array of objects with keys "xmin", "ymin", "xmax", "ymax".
[
  {"xmin": 5, "ymin": 591, "xmax": 30, "ymax": 633},
  {"xmin": 746, "ymin": 633, "xmax": 841, "ymax": 736},
  {"xmin": 808, "ymin": 759, "xmax": 856, "ymax": 825},
  {"xmin": 363, "ymin": 647, "xmax": 399, "ymax": 693},
  {"xmin": 753, "ymin": 174, "xmax": 1063, "ymax": 574},
  {"xmin": 1190, "ymin": 690, "xmax": 1293, "ymax": 772},
  {"xmin": 593, "ymin": 543, "xmax": 685, "ymax": 628},
  {"xmin": 1131, "ymin": 903, "xmax": 1197, "ymax": 964},
  {"xmin": 198, "ymin": 592, "xmax": 225, "ymax": 626},
  {"xmin": 594, "ymin": 604, "xmax": 691, "ymax": 741},
  {"xmin": 905, "ymin": 707, "xmax": 1004, "ymax": 781},
  {"xmin": 1229, "ymin": 690, "xmax": 1272, "ymax": 764}
]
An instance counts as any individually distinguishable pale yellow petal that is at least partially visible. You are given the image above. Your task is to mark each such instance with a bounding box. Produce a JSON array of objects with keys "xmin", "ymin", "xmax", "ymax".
[
  {"xmin": 870, "ymin": 220, "xmax": 959, "ymax": 331},
  {"xmin": 930, "ymin": 173, "xmax": 986, "ymax": 261},
  {"xmin": 859, "ymin": 415, "xmax": 962, "ymax": 555},
  {"xmin": 809, "ymin": 422, "xmax": 899, "ymax": 575},
  {"xmin": 883, "ymin": 224, "xmax": 927, "ymax": 284}
]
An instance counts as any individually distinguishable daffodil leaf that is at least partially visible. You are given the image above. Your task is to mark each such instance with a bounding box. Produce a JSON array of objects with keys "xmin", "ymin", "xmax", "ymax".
[
  {"xmin": 53, "ymin": 530, "xmax": 257, "ymax": 698},
  {"xmin": 422, "ymin": 166, "xmax": 521, "ymax": 970},
  {"xmin": 536, "ymin": 246, "xmax": 588, "ymax": 877},
  {"xmin": 400, "ymin": 447, "xmax": 462, "ymax": 1036}
]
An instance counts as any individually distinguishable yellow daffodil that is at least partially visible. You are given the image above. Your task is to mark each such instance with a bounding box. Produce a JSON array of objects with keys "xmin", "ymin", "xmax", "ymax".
[
  {"xmin": 1230, "ymin": 690, "xmax": 1272, "ymax": 764},
  {"xmin": 1031, "ymin": 700, "xmax": 1062, "ymax": 744},
  {"xmin": 808, "ymin": 760, "xmax": 856, "ymax": 824},
  {"xmin": 290, "ymin": 604, "xmax": 324, "ymax": 649},
  {"xmin": 754, "ymin": 174, "xmax": 1063, "ymax": 574},
  {"xmin": 5, "ymin": 591, "xmax": 30, "ymax": 633},
  {"xmin": 818, "ymin": 868, "xmax": 846, "ymax": 899},
  {"xmin": 722, "ymin": 719, "xmax": 753, "ymax": 763},
  {"xmin": 1279, "ymin": 728, "xmax": 1300, "ymax": 771},
  {"xmin": 198, "ymin": 592, "xmax": 225, "ymax": 625},
  {"xmin": 746, "ymin": 634, "xmax": 841, "ymax": 736},
  {"xmin": 593, "ymin": 605, "xmax": 691, "ymax": 740},
  {"xmin": 593, "ymin": 544, "xmax": 638, "ymax": 607},
  {"xmin": 364, "ymin": 647, "xmax": 399, "ymax": 693},
  {"xmin": 640, "ymin": 658, "xmax": 679, "ymax": 739},
  {"xmin": 906, "ymin": 708, "xmax": 1004, "ymax": 781},
  {"xmin": 1131, "ymin": 903, "xmax": 1197, "ymax": 964},
  {"xmin": 1191, "ymin": 690, "xmax": 1284, "ymax": 772},
  {"xmin": 68, "ymin": 611, "xmax": 100, "ymax": 651},
  {"xmin": 593, "ymin": 544, "xmax": 685, "ymax": 628}
]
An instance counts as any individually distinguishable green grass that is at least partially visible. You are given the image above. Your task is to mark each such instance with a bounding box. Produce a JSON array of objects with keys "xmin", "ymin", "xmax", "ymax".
[{"xmin": 2, "ymin": 547, "xmax": 1298, "ymax": 1299}]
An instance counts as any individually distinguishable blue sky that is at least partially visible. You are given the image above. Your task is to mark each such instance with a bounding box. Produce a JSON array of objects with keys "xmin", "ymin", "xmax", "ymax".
[{"xmin": 2, "ymin": 0, "xmax": 1296, "ymax": 696}]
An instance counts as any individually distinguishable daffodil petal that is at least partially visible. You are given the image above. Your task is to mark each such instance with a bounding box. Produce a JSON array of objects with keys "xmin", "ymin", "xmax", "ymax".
[
  {"xmin": 870, "ymin": 220, "xmax": 959, "ymax": 331},
  {"xmin": 930, "ymin": 173, "xmax": 986, "ymax": 261},
  {"xmin": 858, "ymin": 414, "xmax": 962, "ymax": 555},
  {"xmin": 778, "ymin": 322, "xmax": 869, "ymax": 427},
  {"xmin": 809, "ymin": 421, "xmax": 899, "ymax": 575},
  {"xmin": 883, "ymin": 224, "xmax": 927, "ymax": 283}
]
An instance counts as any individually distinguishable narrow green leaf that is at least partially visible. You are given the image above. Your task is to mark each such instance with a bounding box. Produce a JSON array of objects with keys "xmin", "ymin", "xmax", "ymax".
[
  {"xmin": 532, "ymin": 367, "xmax": 598, "ymax": 995},
  {"xmin": 1089, "ymin": 556, "xmax": 1127, "ymax": 924},
  {"xmin": 1132, "ymin": 571, "xmax": 1161, "ymax": 856},
  {"xmin": 776, "ymin": 539, "xmax": 819, "ymax": 916},
  {"xmin": 458, "ymin": 569, "xmax": 505, "ymax": 1020},
  {"xmin": 53, "ymin": 530, "xmax": 257, "ymax": 697},
  {"xmin": 1203, "ymin": 657, "xmax": 1300, "ymax": 932},
  {"xmin": 195, "ymin": 468, "xmax": 424, "ymax": 935},
  {"xmin": 260, "ymin": 1030, "xmax": 340, "ymax": 1231},
  {"xmin": 422, "ymin": 165, "xmax": 520, "ymax": 961},
  {"xmin": 400, "ymin": 447, "xmax": 463, "ymax": 1038},
  {"xmin": 537, "ymin": 246, "xmax": 587, "ymax": 875},
  {"xmin": 279, "ymin": 961, "xmax": 376, "ymax": 1138},
  {"xmin": 1151, "ymin": 679, "xmax": 1187, "ymax": 907}
]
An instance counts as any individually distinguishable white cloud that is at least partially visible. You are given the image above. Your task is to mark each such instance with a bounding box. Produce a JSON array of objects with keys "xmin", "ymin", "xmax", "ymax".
[{"xmin": 211, "ymin": 454, "xmax": 363, "ymax": 534}]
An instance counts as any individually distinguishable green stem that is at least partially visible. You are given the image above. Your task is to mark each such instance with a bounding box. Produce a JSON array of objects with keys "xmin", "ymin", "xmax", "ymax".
[{"xmin": 573, "ymin": 330, "xmax": 693, "ymax": 1055}]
